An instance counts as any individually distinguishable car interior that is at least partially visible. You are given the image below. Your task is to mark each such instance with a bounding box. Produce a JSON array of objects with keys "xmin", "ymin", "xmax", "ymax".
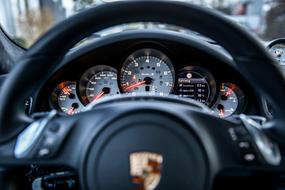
[{"xmin": 0, "ymin": 1, "xmax": 285, "ymax": 190}]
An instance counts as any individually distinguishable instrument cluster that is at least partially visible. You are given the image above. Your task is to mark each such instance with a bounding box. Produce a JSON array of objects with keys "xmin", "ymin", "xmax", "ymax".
[{"xmin": 50, "ymin": 48, "xmax": 246, "ymax": 118}]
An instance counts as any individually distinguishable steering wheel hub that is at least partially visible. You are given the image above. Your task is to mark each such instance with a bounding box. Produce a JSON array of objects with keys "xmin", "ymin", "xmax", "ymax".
[{"xmin": 83, "ymin": 111, "xmax": 207, "ymax": 190}]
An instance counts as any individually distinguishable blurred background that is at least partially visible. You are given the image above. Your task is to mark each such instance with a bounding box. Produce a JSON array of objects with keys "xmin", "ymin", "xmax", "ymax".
[{"xmin": 0, "ymin": 0, "xmax": 284, "ymax": 48}]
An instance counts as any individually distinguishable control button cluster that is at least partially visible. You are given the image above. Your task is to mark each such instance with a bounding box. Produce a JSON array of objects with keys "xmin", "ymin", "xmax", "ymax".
[
  {"xmin": 34, "ymin": 121, "xmax": 72, "ymax": 159},
  {"xmin": 32, "ymin": 171, "xmax": 76, "ymax": 190},
  {"xmin": 230, "ymin": 126, "xmax": 258, "ymax": 164},
  {"xmin": 239, "ymin": 114, "xmax": 281, "ymax": 166},
  {"xmin": 229, "ymin": 115, "xmax": 281, "ymax": 166},
  {"xmin": 14, "ymin": 111, "xmax": 73, "ymax": 159}
]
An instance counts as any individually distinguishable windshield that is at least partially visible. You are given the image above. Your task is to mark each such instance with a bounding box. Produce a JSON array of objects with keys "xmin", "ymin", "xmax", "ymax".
[{"xmin": 0, "ymin": 0, "xmax": 285, "ymax": 48}]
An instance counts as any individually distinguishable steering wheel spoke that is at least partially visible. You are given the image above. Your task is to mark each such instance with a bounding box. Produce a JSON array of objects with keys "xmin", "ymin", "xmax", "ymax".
[
  {"xmin": 0, "ymin": 109, "xmax": 109, "ymax": 171},
  {"xmin": 190, "ymin": 112, "xmax": 285, "ymax": 178}
]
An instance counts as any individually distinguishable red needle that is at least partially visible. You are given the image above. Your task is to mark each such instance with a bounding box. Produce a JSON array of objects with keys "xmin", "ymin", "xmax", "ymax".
[
  {"xmin": 93, "ymin": 91, "xmax": 105, "ymax": 101},
  {"xmin": 67, "ymin": 107, "xmax": 75, "ymax": 115},
  {"xmin": 218, "ymin": 109, "xmax": 225, "ymax": 118},
  {"xmin": 124, "ymin": 81, "xmax": 146, "ymax": 92}
]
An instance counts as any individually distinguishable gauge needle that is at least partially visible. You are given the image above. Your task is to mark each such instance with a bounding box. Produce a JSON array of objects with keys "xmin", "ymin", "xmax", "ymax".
[
  {"xmin": 218, "ymin": 109, "xmax": 225, "ymax": 118},
  {"xmin": 93, "ymin": 87, "xmax": 111, "ymax": 102},
  {"xmin": 124, "ymin": 81, "xmax": 146, "ymax": 92},
  {"xmin": 93, "ymin": 91, "xmax": 105, "ymax": 101},
  {"xmin": 217, "ymin": 104, "xmax": 225, "ymax": 118},
  {"xmin": 67, "ymin": 107, "xmax": 75, "ymax": 115}
]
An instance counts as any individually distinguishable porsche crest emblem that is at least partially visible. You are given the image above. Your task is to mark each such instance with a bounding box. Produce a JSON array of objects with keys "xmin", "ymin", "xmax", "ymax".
[{"xmin": 129, "ymin": 152, "xmax": 163, "ymax": 190}]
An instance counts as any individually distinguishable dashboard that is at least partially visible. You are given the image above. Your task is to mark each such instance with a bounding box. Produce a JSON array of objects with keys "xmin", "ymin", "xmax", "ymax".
[{"xmin": 35, "ymin": 32, "xmax": 285, "ymax": 119}]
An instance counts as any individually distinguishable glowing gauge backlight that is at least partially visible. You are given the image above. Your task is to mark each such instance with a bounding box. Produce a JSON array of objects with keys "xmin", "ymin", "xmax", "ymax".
[{"xmin": 51, "ymin": 81, "xmax": 84, "ymax": 115}]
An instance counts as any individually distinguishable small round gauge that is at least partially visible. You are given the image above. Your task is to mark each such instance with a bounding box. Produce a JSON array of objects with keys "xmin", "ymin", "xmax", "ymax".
[
  {"xmin": 269, "ymin": 44, "xmax": 285, "ymax": 65},
  {"xmin": 120, "ymin": 48, "xmax": 175, "ymax": 96},
  {"xmin": 212, "ymin": 83, "xmax": 245, "ymax": 118},
  {"xmin": 79, "ymin": 65, "xmax": 120, "ymax": 104},
  {"xmin": 177, "ymin": 66, "xmax": 216, "ymax": 105},
  {"xmin": 51, "ymin": 81, "xmax": 85, "ymax": 115}
]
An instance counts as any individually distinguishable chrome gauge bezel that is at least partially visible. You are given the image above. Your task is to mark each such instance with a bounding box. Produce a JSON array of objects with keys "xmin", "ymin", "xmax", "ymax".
[
  {"xmin": 119, "ymin": 48, "xmax": 175, "ymax": 95},
  {"xmin": 79, "ymin": 65, "xmax": 120, "ymax": 105},
  {"xmin": 50, "ymin": 81, "xmax": 84, "ymax": 115},
  {"xmin": 211, "ymin": 82, "xmax": 246, "ymax": 118}
]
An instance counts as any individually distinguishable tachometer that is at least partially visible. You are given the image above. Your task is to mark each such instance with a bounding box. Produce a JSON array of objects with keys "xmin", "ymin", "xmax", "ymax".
[
  {"xmin": 79, "ymin": 65, "xmax": 120, "ymax": 104},
  {"xmin": 120, "ymin": 48, "xmax": 175, "ymax": 95},
  {"xmin": 176, "ymin": 66, "xmax": 216, "ymax": 105},
  {"xmin": 51, "ymin": 81, "xmax": 84, "ymax": 115}
]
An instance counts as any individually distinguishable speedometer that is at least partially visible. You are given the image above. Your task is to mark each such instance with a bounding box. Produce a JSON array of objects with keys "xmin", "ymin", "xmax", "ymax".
[
  {"xmin": 79, "ymin": 65, "xmax": 120, "ymax": 104},
  {"xmin": 120, "ymin": 48, "xmax": 175, "ymax": 95}
]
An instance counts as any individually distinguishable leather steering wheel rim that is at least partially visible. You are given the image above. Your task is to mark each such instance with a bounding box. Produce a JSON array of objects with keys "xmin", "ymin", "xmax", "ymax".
[{"xmin": 0, "ymin": 0, "xmax": 285, "ymax": 144}]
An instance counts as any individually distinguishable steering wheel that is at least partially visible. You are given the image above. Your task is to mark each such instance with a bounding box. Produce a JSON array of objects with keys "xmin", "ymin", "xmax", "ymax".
[{"xmin": 0, "ymin": 1, "xmax": 285, "ymax": 190}]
